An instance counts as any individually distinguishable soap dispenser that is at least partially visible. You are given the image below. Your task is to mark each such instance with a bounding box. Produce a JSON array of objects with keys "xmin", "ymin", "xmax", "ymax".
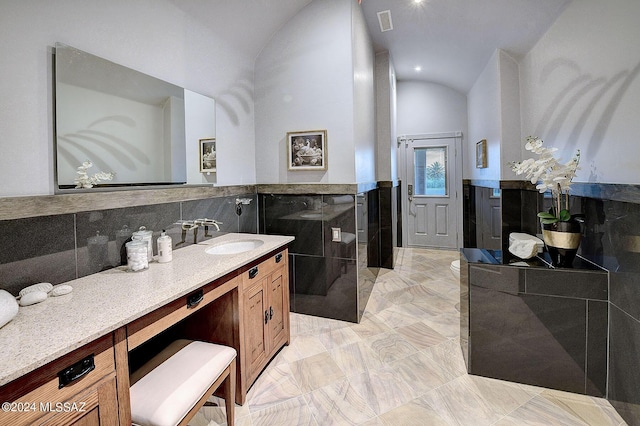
[{"xmin": 157, "ymin": 229, "xmax": 173, "ymax": 263}]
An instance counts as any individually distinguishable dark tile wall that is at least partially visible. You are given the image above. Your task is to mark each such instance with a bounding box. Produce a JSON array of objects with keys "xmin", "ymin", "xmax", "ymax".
[
  {"xmin": 463, "ymin": 182, "xmax": 640, "ymax": 424},
  {"xmin": 378, "ymin": 183, "xmax": 398, "ymax": 269},
  {"xmin": 463, "ymin": 254, "xmax": 608, "ymax": 397},
  {"xmin": 0, "ymin": 194, "xmax": 257, "ymax": 296},
  {"xmin": 260, "ymin": 193, "xmax": 362, "ymax": 323},
  {"xmin": 575, "ymin": 195, "xmax": 640, "ymax": 425}
]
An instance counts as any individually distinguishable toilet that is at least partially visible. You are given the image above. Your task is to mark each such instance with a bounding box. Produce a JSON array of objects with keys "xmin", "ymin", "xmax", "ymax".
[{"xmin": 450, "ymin": 259, "xmax": 461, "ymax": 279}]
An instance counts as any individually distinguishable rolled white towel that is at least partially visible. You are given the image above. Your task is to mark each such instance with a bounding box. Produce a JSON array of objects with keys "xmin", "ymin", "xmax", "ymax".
[{"xmin": 509, "ymin": 238, "xmax": 538, "ymax": 260}]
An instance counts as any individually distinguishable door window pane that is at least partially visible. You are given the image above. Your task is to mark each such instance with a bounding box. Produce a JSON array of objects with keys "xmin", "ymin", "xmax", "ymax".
[{"xmin": 414, "ymin": 147, "xmax": 447, "ymax": 196}]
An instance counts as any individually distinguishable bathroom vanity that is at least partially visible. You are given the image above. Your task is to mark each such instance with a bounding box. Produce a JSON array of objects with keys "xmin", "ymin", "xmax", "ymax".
[
  {"xmin": 460, "ymin": 248, "xmax": 608, "ymax": 397},
  {"xmin": 0, "ymin": 233, "xmax": 293, "ymax": 425}
]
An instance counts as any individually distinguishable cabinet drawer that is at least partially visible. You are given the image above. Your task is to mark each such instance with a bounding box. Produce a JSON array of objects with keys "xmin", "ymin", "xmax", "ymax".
[
  {"xmin": 0, "ymin": 334, "xmax": 115, "ymax": 425},
  {"xmin": 241, "ymin": 249, "xmax": 287, "ymax": 289}
]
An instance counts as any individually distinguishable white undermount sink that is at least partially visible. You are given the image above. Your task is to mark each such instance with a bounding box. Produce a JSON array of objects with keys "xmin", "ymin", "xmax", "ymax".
[{"xmin": 205, "ymin": 239, "xmax": 264, "ymax": 255}]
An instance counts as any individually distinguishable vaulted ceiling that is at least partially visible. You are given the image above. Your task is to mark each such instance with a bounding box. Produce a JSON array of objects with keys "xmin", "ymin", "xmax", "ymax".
[{"xmin": 173, "ymin": 0, "xmax": 571, "ymax": 94}]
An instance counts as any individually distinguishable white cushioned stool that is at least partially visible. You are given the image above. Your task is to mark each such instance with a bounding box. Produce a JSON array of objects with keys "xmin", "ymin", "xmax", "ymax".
[{"xmin": 130, "ymin": 339, "xmax": 236, "ymax": 426}]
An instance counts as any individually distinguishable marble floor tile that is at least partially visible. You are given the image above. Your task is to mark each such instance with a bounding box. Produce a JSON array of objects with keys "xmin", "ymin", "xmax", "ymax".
[
  {"xmin": 349, "ymin": 312, "xmax": 393, "ymax": 340},
  {"xmin": 305, "ymin": 379, "xmax": 377, "ymax": 425},
  {"xmin": 388, "ymin": 350, "xmax": 454, "ymax": 396},
  {"xmin": 251, "ymin": 396, "xmax": 317, "ymax": 426},
  {"xmin": 374, "ymin": 303, "xmax": 437, "ymax": 328},
  {"xmin": 416, "ymin": 376, "xmax": 506, "ymax": 426},
  {"xmin": 290, "ymin": 352, "xmax": 346, "ymax": 393},
  {"xmin": 538, "ymin": 389, "xmax": 627, "ymax": 425},
  {"xmin": 362, "ymin": 330, "xmax": 418, "ymax": 364},
  {"xmin": 317, "ymin": 325, "xmax": 362, "ymax": 350},
  {"xmin": 378, "ymin": 398, "xmax": 452, "ymax": 426},
  {"xmin": 348, "ymin": 366, "xmax": 419, "ymax": 415},
  {"xmin": 246, "ymin": 363, "xmax": 303, "ymax": 413},
  {"xmin": 279, "ymin": 333, "xmax": 330, "ymax": 363},
  {"xmin": 394, "ymin": 321, "xmax": 448, "ymax": 350},
  {"xmin": 329, "ymin": 341, "xmax": 385, "ymax": 376},
  {"xmin": 196, "ymin": 248, "xmax": 625, "ymax": 426}
]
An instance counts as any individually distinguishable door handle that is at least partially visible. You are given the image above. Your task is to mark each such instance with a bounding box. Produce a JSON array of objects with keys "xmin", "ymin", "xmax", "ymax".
[
  {"xmin": 408, "ymin": 184, "xmax": 413, "ymax": 202},
  {"xmin": 269, "ymin": 306, "xmax": 274, "ymax": 320},
  {"xmin": 264, "ymin": 310, "xmax": 269, "ymax": 324}
]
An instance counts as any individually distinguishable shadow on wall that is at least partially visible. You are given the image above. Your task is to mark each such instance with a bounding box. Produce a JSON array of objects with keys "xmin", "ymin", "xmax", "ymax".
[
  {"xmin": 58, "ymin": 115, "xmax": 150, "ymax": 178},
  {"xmin": 533, "ymin": 58, "xmax": 640, "ymax": 168},
  {"xmin": 215, "ymin": 71, "xmax": 254, "ymax": 127}
]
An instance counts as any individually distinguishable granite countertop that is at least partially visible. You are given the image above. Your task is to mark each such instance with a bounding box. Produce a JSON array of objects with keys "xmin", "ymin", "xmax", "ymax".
[{"xmin": 0, "ymin": 233, "xmax": 293, "ymax": 387}]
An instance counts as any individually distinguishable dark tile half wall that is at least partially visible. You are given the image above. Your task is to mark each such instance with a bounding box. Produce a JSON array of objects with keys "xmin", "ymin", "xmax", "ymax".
[
  {"xmin": 0, "ymin": 194, "xmax": 257, "ymax": 296},
  {"xmin": 464, "ymin": 181, "xmax": 640, "ymax": 424},
  {"xmin": 260, "ymin": 192, "xmax": 379, "ymax": 323}
]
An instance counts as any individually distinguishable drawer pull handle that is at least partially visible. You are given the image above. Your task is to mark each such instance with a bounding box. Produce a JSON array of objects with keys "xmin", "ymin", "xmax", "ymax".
[
  {"xmin": 275, "ymin": 253, "xmax": 283, "ymax": 263},
  {"xmin": 249, "ymin": 267, "xmax": 259, "ymax": 279},
  {"xmin": 58, "ymin": 354, "xmax": 95, "ymax": 389},
  {"xmin": 187, "ymin": 289, "xmax": 204, "ymax": 308}
]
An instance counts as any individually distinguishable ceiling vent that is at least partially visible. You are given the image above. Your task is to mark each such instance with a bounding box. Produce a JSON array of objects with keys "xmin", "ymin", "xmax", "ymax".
[{"xmin": 377, "ymin": 10, "xmax": 393, "ymax": 32}]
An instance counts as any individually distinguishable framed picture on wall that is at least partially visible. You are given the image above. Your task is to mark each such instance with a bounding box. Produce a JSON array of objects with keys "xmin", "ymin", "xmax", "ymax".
[
  {"xmin": 287, "ymin": 130, "xmax": 327, "ymax": 171},
  {"xmin": 476, "ymin": 139, "xmax": 487, "ymax": 168},
  {"xmin": 199, "ymin": 138, "xmax": 216, "ymax": 173}
]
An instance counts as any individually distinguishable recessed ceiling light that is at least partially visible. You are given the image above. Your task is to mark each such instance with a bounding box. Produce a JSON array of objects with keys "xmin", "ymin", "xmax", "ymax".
[
  {"xmin": 413, "ymin": 0, "xmax": 424, "ymax": 4},
  {"xmin": 414, "ymin": 66, "xmax": 422, "ymax": 72}
]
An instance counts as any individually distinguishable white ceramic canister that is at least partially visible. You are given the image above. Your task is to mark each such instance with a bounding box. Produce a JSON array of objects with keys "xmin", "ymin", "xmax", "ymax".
[
  {"xmin": 125, "ymin": 240, "xmax": 149, "ymax": 272},
  {"xmin": 157, "ymin": 230, "xmax": 173, "ymax": 263},
  {"xmin": 132, "ymin": 226, "xmax": 153, "ymax": 262}
]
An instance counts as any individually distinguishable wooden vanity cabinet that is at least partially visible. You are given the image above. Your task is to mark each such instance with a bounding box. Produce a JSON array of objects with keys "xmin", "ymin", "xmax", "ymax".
[
  {"xmin": 0, "ymin": 333, "xmax": 121, "ymax": 425},
  {"xmin": 240, "ymin": 249, "xmax": 290, "ymax": 389}
]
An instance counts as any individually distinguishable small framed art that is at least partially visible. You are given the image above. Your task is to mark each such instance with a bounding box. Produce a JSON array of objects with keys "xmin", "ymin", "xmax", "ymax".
[
  {"xmin": 476, "ymin": 139, "xmax": 487, "ymax": 168},
  {"xmin": 199, "ymin": 138, "xmax": 216, "ymax": 173},
  {"xmin": 287, "ymin": 130, "xmax": 327, "ymax": 171}
]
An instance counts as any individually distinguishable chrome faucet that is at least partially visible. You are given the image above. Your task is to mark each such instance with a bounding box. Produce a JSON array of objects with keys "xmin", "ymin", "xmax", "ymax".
[{"xmin": 175, "ymin": 218, "xmax": 222, "ymax": 245}]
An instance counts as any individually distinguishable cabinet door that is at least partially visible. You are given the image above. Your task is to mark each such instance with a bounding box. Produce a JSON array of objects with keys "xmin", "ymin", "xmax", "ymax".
[
  {"xmin": 267, "ymin": 270, "xmax": 287, "ymax": 350},
  {"xmin": 39, "ymin": 374, "xmax": 119, "ymax": 426},
  {"xmin": 243, "ymin": 279, "xmax": 268, "ymax": 378}
]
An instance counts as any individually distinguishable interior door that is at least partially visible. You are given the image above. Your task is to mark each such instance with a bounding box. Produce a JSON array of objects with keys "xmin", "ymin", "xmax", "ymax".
[{"xmin": 404, "ymin": 135, "xmax": 459, "ymax": 249}]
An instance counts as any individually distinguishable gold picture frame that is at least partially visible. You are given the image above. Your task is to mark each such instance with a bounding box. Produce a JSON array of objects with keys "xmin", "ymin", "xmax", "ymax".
[
  {"xmin": 199, "ymin": 138, "xmax": 216, "ymax": 173},
  {"xmin": 287, "ymin": 130, "xmax": 327, "ymax": 171},
  {"xmin": 476, "ymin": 139, "xmax": 487, "ymax": 168}
]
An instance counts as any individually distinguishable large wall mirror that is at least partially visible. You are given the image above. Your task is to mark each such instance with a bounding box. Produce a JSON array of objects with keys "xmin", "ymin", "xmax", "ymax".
[{"xmin": 54, "ymin": 43, "xmax": 215, "ymax": 190}]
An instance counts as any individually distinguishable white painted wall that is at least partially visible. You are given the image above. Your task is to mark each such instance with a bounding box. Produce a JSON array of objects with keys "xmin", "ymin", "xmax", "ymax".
[
  {"xmin": 519, "ymin": 0, "xmax": 640, "ymax": 184},
  {"xmin": 254, "ymin": 0, "xmax": 366, "ymax": 184},
  {"xmin": 0, "ymin": 0, "xmax": 255, "ymax": 197},
  {"xmin": 498, "ymin": 51, "xmax": 522, "ymax": 180},
  {"xmin": 467, "ymin": 51, "xmax": 502, "ymax": 180},
  {"xmin": 375, "ymin": 52, "xmax": 398, "ymax": 183},
  {"xmin": 351, "ymin": 0, "xmax": 376, "ymax": 185},
  {"xmin": 397, "ymin": 80, "xmax": 468, "ymax": 173}
]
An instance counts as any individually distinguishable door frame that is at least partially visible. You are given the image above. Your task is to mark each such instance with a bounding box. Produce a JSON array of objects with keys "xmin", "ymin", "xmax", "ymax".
[{"xmin": 398, "ymin": 131, "xmax": 463, "ymax": 249}]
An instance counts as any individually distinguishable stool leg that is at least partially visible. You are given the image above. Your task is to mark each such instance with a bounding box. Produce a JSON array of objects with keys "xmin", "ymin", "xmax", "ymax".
[{"xmin": 224, "ymin": 359, "xmax": 236, "ymax": 425}]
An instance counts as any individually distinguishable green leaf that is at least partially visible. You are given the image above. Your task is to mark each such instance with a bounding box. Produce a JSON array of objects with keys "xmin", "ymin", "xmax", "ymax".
[
  {"xmin": 537, "ymin": 212, "xmax": 556, "ymax": 219},
  {"xmin": 540, "ymin": 217, "xmax": 559, "ymax": 224},
  {"xmin": 558, "ymin": 209, "xmax": 571, "ymax": 221}
]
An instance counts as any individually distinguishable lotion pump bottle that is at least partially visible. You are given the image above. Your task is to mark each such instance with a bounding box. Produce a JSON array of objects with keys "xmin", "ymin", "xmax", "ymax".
[{"xmin": 157, "ymin": 230, "xmax": 173, "ymax": 263}]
